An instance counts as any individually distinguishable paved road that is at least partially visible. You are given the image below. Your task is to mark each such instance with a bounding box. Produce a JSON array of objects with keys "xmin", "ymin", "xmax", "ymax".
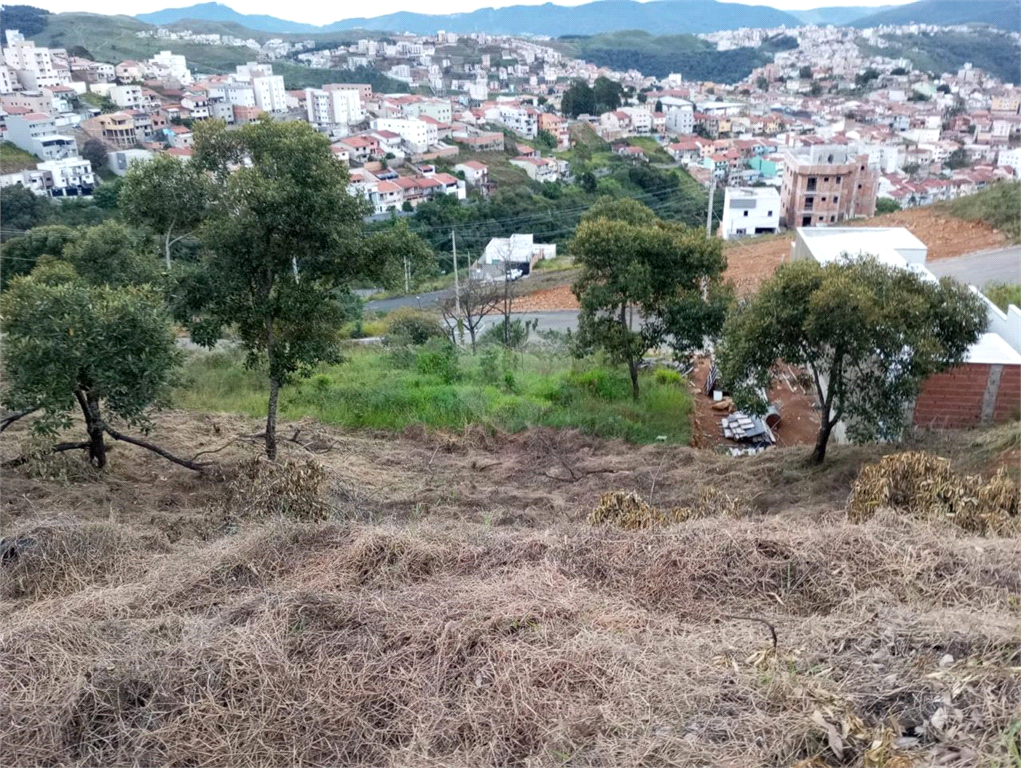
[
  {"xmin": 927, "ymin": 246, "xmax": 1019, "ymax": 288},
  {"xmin": 507, "ymin": 310, "xmax": 579, "ymax": 333},
  {"xmin": 365, "ymin": 288, "xmax": 453, "ymax": 313}
]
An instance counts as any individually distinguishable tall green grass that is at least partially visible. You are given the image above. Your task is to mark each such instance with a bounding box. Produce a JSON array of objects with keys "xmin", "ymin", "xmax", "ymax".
[
  {"xmin": 944, "ymin": 181, "xmax": 1021, "ymax": 243},
  {"xmin": 174, "ymin": 345, "xmax": 693, "ymax": 444}
]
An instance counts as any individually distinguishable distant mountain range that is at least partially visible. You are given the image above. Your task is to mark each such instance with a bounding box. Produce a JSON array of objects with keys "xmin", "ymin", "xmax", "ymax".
[{"xmin": 135, "ymin": 0, "xmax": 1021, "ymax": 36}]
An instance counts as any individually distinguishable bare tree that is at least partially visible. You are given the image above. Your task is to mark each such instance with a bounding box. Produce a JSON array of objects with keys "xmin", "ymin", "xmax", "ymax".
[{"xmin": 442, "ymin": 275, "xmax": 502, "ymax": 353}]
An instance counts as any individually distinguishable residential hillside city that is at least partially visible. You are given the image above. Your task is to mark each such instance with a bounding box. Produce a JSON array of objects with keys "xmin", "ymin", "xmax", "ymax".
[
  {"xmin": 1, "ymin": 16, "xmax": 1019, "ymax": 230},
  {"xmin": 3, "ymin": 3, "xmax": 1021, "ymax": 765}
]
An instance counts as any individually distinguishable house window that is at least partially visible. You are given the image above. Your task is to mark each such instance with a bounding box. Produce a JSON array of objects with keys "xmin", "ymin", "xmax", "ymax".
[
  {"xmin": 743, "ymin": 210, "xmax": 749, "ymax": 217},
  {"xmin": 821, "ymin": 197, "xmax": 827, "ymax": 202},
  {"xmin": 807, "ymin": 177, "xmax": 817, "ymax": 191},
  {"xmin": 858, "ymin": 184, "xmax": 862, "ymax": 189},
  {"xmin": 833, "ymin": 196, "xmax": 838, "ymax": 204},
  {"xmin": 804, "ymin": 197, "xmax": 814, "ymax": 210},
  {"xmin": 767, "ymin": 210, "xmax": 773, "ymax": 216},
  {"xmin": 823, "ymin": 176, "xmax": 829, "ymax": 182},
  {"xmin": 860, "ymin": 165, "xmax": 865, "ymax": 171},
  {"xmin": 802, "ymin": 216, "xmax": 812, "ymax": 226},
  {"xmin": 836, "ymin": 177, "xmax": 842, "ymax": 184},
  {"xmin": 830, "ymin": 216, "xmax": 836, "ymax": 222}
]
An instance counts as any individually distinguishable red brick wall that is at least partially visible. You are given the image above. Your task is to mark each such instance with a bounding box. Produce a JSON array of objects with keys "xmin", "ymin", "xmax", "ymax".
[
  {"xmin": 913, "ymin": 363, "xmax": 1021, "ymax": 428},
  {"xmin": 995, "ymin": 364, "xmax": 1021, "ymax": 422}
]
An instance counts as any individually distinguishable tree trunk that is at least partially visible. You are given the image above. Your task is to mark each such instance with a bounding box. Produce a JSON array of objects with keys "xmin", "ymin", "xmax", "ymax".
[
  {"xmin": 468, "ymin": 325, "xmax": 477, "ymax": 354},
  {"xmin": 265, "ymin": 377, "xmax": 280, "ymax": 460},
  {"xmin": 811, "ymin": 419, "xmax": 833, "ymax": 465},
  {"xmin": 164, "ymin": 230, "xmax": 173, "ymax": 271},
  {"xmin": 85, "ymin": 393, "xmax": 106, "ymax": 469},
  {"xmin": 628, "ymin": 357, "xmax": 640, "ymax": 401}
]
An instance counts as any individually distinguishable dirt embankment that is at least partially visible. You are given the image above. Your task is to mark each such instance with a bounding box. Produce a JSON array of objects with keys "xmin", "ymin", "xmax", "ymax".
[{"xmin": 1, "ymin": 412, "xmax": 1019, "ymax": 768}]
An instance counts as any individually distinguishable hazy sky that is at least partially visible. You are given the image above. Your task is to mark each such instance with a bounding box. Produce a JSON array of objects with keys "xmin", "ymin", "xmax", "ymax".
[{"xmin": 31, "ymin": 0, "xmax": 913, "ymax": 26}]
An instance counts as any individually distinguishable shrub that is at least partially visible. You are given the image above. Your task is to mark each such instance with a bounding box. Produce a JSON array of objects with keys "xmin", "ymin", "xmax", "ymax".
[
  {"xmin": 480, "ymin": 318, "xmax": 532, "ymax": 349},
  {"xmin": 384, "ymin": 308, "xmax": 446, "ymax": 346},
  {"xmin": 415, "ymin": 338, "xmax": 461, "ymax": 384},
  {"xmin": 654, "ymin": 368, "xmax": 682, "ymax": 386},
  {"xmin": 984, "ymin": 283, "xmax": 1020, "ymax": 312}
]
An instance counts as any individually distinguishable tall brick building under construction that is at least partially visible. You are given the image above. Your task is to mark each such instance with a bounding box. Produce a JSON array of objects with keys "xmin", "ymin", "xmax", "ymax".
[{"xmin": 780, "ymin": 145, "xmax": 879, "ymax": 228}]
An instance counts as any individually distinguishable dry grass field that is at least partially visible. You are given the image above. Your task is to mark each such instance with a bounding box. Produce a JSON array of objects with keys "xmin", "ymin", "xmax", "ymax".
[{"xmin": 1, "ymin": 412, "xmax": 1019, "ymax": 767}]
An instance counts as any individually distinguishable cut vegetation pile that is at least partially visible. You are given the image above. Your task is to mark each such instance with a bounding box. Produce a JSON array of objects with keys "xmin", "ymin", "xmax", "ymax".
[
  {"xmin": 848, "ymin": 451, "xmax": 1019, "ymax": 535},
  {"xmin": 1, "ymin": 412, "xmax": 1019, "ymax": 767},
  {"xmin": 587, "ymin": 488, "xmax": 739, "ymax": 529}
]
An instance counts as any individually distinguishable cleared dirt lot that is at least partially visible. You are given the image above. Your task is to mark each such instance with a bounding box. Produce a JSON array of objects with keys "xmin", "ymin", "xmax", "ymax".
[{"xmin": 2, "ymin": 412, "xmax": 1018, "ymax": 768}]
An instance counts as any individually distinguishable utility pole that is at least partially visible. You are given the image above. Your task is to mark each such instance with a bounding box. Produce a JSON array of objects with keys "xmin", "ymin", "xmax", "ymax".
[
  {"xmin": 705, "ymin": 174, "xmax": 716, "ymax": 237},
  {"xmin": 451, "ymin": 229, "xmax": 461, "ymax": 317}
]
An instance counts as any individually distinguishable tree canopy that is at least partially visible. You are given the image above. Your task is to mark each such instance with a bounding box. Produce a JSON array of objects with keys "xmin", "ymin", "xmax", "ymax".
[
  {"xmin": 571, "ymin": 201, "xmax": 728, "ymax": 399},
  {"xmin": 718, "ymin": 257, "xmax": 987, "ymax": 463}
]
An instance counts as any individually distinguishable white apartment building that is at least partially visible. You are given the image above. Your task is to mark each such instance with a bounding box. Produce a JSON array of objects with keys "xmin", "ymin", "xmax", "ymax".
[
  {"xmin": 0, "ymin": 64, "xmax": 17, "ymax": 94},
  {"xmin": 3, "ymin": 30, "xmax": 71, "ymax": 90},
  {"xmin": 0, "ymin": 156, "xmax": 94, "ymax": 197},
  {"xmin": 149, "ymin": 50, "xmax": 192, "ymax": 85},
  {"xmin": 621, "ymin": 106, "xmax": 652, "ymax": 134},
  {"xmin": 720, "ymin": 187, "xmax": 781, "ymax": 240},
  {"xmin": 497, "ymin": 105, "xmax": 537, "ymax": 138},
  {"xmin": 235, "ymin": 62, "xmax": 275, "ymax": 81},
  {"xmin": 305, "ymin": 87, "xmax": 362, "ymax": 128},
  {"xmin": 404, "ymin": 98, "xmax": 452, "ymax": 123},
  {"xmin": 4, "ymin": 112, "xmax": 78, "ymax": 159},
  {"xmin": 108, "ymin": 148, "xmax": 155, "ymax": 176},
  {"xmin": 252, "ymin": 74, "xmax": 287, "ymax": 113},
  {"xmin": 109, "ymin": 84, "xmax": 143, "ymax": 109},
  {"xmin": 371, "ymin": 118, "xmax": 434, "ymax": 153},
  {"xmin": 664, "ymin": 102, "xmax": 694, "ymax": 135}
]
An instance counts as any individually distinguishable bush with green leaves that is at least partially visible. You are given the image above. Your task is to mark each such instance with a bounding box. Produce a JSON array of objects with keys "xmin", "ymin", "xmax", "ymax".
[
  {"xmin": 415, "ymin": 338, "xmax": 461, "ymax": 384},
  {"xmin": 384, "ymin": 308, "xmax": 447, "ymax": 346},
  {"xmin": 1, "ymin": 263, "xmax": 181, "ymax": 469}
]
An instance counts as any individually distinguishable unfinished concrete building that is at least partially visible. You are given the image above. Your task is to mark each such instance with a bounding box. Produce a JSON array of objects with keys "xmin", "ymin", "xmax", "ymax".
[{"xmin": 779, "ymin": 145, "xmax": 879, "ymax": 228}]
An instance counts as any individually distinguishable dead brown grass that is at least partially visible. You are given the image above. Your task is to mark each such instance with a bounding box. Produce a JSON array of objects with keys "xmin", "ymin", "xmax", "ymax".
[
  {"xmin": 848, "ymin": 451, "xmax": 1020, "ymax": 535},
  {"xmin": 2, "ymin": 411, "xmax": 1020, "ymax": 767}
]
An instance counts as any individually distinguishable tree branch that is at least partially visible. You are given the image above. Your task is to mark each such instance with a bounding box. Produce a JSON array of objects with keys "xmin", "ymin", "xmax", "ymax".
[
  {"xmin": 0, "ymin": 408, "xmax": 39, "ymax": 433},
  {"xmin": 2, "ymin": 441, "xmax": 90, "ymax": 468},
  {"xmin": 103, "ymin": 425, "xmax": 210, "ymax": 471}
]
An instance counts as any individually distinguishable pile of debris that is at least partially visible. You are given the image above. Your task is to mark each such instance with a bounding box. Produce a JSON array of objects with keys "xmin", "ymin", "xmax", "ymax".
[
  {"xmin": 703, "ymin": 361, "xmax": 782, "ymax": 456},
  {"xmin": 720, "ymin": 411, "xmax": 777, "ymax": 456}
]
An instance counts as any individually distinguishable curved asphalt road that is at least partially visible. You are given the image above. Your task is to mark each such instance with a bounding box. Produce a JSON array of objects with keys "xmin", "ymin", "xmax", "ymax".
[{"xmin": 926, "ymin": 246, "xmax": 1019, "ymax": 288}]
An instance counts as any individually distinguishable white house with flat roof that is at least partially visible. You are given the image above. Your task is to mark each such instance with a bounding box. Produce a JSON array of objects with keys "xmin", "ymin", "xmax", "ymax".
[
  {"xmin": 791, "ymin": 226, "xmax": 1021, "ymax": 430},
  {"xmin": 720, "ymin": 187, "xmax": 780, "ymax": 240}
]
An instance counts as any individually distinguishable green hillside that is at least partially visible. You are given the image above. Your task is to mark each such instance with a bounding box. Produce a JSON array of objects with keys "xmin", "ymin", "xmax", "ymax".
[
  {"xmin": 25, "ymin": 12, "xmax": 408, "ymax": 90},
  {"xmin": 554, "ymin": 30, "xmax": 797, "ymax": 83},
  {"xmin": 859, "ymin": 31, "xmax": 1021, "ymax": 85}
]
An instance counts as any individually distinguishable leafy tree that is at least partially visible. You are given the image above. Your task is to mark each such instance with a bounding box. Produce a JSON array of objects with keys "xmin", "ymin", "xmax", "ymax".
[
  {"xmin": 891, "ymin": 66, "xmax": 908, "ymax": 76},
  {"xmin": 903, "ymin": 163, "xmax": 921, "ymax": 176},
  {"xmin": 809, "ymin": 81, "xmax": 823, "ymax": 96},
  {"xmin": 0, "ymin": 185, "xmax": 50, "ymax": 236},
  {"xmin": 637, "ymin": 92, "xmax": 648, "ymax": 104},
  {"xmin": 718, "ymin": 257, "xmax": 987, "ymax": 464},
  {"xmin": 0, "ymin": 224, "xmax": 74, "ymax": 288},
  {"xmin": 120, "ymin": 154, "xmax": 211, "ymax": 270},
  {"xmin": 592, "ymin": 76, "xmax": 623, "ymax": 112},
  {"xmin": 945, "ymin": 147, "xmax": 969, "ymax": 169},
  {"xmin": 93, "ymin": 177, "xmax": 123, "ymax": 210},
  {"xmin": 875, "ymin": 197, "xmax": 901, "ymax": 214},
  {"xmin": 0, "ymin": 262, "xmax": 191, "ymax": 470},
  {"xmin": 561, "ymin": 79, "xmax": 595, "ymax": 118},
  {"xmin": 936, "ymin": 83, "xmax": 952, "ymax": 94},
  {"xmin": 571, "ymin": 207, "xmax": 727, "ymax": 399},
  {"xmin": 756, "ymin": 75, "xmax": 769, "ymax": 91},
  {"xmin": 80, "ymin": 139, "xmax": 109, "ymax": 173},
  {"xmin": 579, "ymin": 171, "xmax": 598, "ymax": 194},
  {"xmin": 62, "ymin": 221, "xmax": 160, "ymax": 288},
  {"xmin": 181, "ymin": 118, "xmax": 404, "ymax": 459},
  {"xmin": 855, "ymin": 68, "xmax": 880, "ymax": 88},
  {"xmin": 581, "ymin": 196, "xmax": 657, "ymax": 226},
  {"xmin": 534, "ymin": 128, "xmax": 557, "ymax": 151},
  {"xmin": 799, "ymin": 65, "xmax": 813, "ymax": 79},
  {"xmin": 654, "ymin": 98, "xmax": 664, "ymax": 112},
  {"xmin": 909, "ymin": 91, "xmax": 930, "ymax": 102}
]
